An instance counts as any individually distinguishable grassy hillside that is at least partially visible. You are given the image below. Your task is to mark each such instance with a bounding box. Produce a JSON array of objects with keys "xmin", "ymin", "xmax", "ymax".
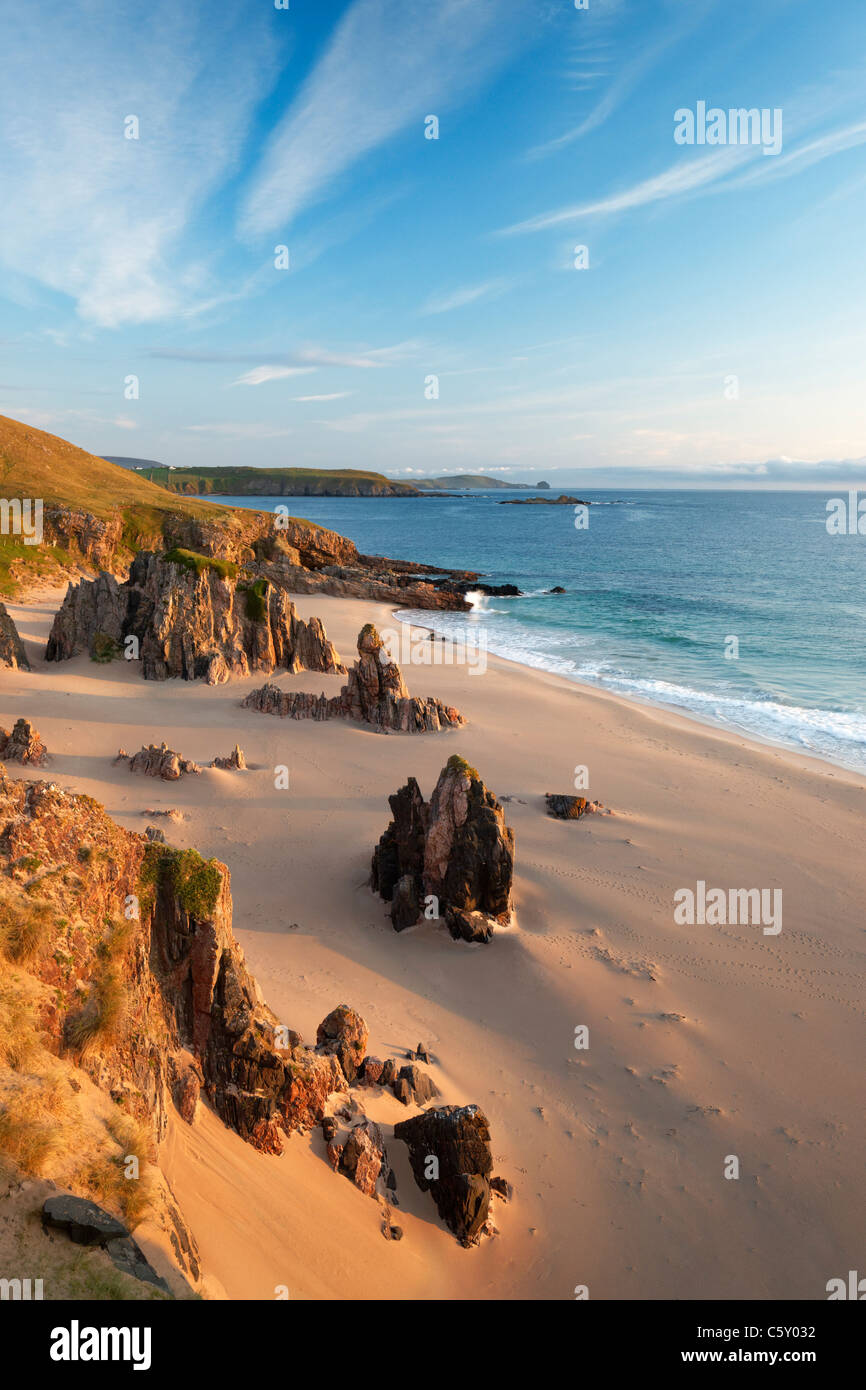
[
  {"xmin": 0, "ymin": 414, "xmax": 348, "ymax": 595},
  {"xmin": 132, "ymin": 463, "xmax": 420, "ymax": 497}
]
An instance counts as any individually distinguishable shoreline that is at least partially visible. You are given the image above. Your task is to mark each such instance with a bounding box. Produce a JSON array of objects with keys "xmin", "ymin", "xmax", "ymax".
[{"xmin": 391, "ymin": 605, "xmax": 866, "ymax": 789}]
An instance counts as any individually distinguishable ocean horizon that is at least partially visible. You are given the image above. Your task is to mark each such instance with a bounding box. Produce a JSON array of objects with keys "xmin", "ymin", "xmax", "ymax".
[{"xmin": 213, "ymin": 488, "xmax": 866, "ymax": 775}]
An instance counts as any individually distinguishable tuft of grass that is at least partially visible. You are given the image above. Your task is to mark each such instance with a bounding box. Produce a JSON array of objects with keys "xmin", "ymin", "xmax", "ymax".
[
  {"xmin": 0, "ymin": 891, "xmax": 55, "ymax": 963},
  {"xmin": 445, "ymin": 753, "xmax": 480, "ymax": 782},
  {"xmin": 91, "ymin": 631, "xmax": 119, "ymax": 663},
  {"xmin": 162, "ymin": 547, "xmax": 237, "ymax": 581},
  {"xmin": 66, "ymin": 968, "xmax": 126, "ymax": 1057},
  {"xmin": 0, "ymin": 1075, "xmax": 67, "ymax": 1178},
  {"xmin": 242, "ymin": 577, "xmax": 269, "ymax": 622}
]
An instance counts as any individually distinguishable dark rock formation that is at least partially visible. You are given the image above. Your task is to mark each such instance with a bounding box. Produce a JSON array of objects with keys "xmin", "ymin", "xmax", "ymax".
[
  {"xmin": 371, "ymin": 756, "xmax": 514, "ymax": 940},
  {"xmin": 0, "ymin": 602, "xmax": 30, "ymax": 669},
  {"xmin": 42, "ymin": 1194, "xmax": 128, "ymax": 1245},
  {"xmin": 116, "ymin": 743, "xmax": 201, "ymax": 780},
  {"xmin": 545, "ymin": 794, "xmax": 606, "ymax": 819},
  {"xmin": 337, "ymin": 1119, "xmax": 389, "ymax": 1198},
  {"xmin": 42, "ymin": 1196, "xmax": 169, "ymax": 1291},
  {"xmin": 243, "ymin": 623, "xmax": 464, "ymax": 733},
  {"xmin": 393, "ymin": 1105, "xmax": 494, "ymax": 1245},
  {"xmin": 45, "ymin": 550, "xmax": 345, "ymax": 684},
  {"xmin": 394, "ymin": 1063, "xmax": 440, "ymax": 1106},
  {"xmin": 0, "ymin": 718, "xmax": 48, "ymax": 765},
  {"xmin": 316, "ymin": 1005, "xmax": 369, "ymax": 1084},
  {"xmin": 212, "ymin": 744, "xmax": 246, "ymax": 770}
]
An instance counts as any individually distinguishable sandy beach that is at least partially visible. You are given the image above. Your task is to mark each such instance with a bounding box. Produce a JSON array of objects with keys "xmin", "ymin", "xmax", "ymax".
[{"xmin": 2, "ymin": 587, "xmax": 864, "ymax": 1301}]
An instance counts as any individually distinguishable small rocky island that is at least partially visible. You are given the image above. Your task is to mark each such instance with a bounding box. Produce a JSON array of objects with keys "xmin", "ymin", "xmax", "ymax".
[{"xmin": 498, "ymin": 494, "xmax": 588, "ymax": 506}]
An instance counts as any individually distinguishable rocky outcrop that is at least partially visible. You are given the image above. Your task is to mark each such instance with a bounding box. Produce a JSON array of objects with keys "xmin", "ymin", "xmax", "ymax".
[
  {"xmin": 545, "ymin": 793, "xmax": 607, "ymax": 819},
  {"xmin": 211, "ymin": 745, "xmax": 246, "ymax": 770},
  {"xmin": 0, "ymin": 602, "xmax": 30, "ymax": 669},
  {"xmin": 42, "ymin": 1195, "xmax": 170, "ymax": 1292},
  {"xmin": 0, "ymin": 768, "xmax": 363, "ymax": 1156},
  {"xmin": 242, "ymin": 624, "xmax": 464, "ymax": 734},
  {"xmin": 0, "ymin": 717, "xmax": 48, "ymax": 765},
  {"xmin": 336, "ymin": 1119, "xmax": 389, "ymax": 1198},
  {"xmin": 116, "ymin": 744, "xmax": 202, "ymax": 780},
  {"xmin": 393, "ymin": 1105, "xmax": 494, "ymax": 1246},
  {"xmin": 45, "ymin": 550, "xmax": 345, "ymax": 684},
  {"xmin": 371, "ymin": 756, "xmax": 514, "ymax": 941},
  {"xmin": 394, "ymin": 1063, "xmax": 440, "ymax": 1107},
  {"xmin": 316, "ymin": 1005, "xmax": 369, "ymax": 1084}
]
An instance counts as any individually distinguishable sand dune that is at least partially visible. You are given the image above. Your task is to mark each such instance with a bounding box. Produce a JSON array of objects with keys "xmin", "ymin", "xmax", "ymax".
[{"xmin": 2, "ymin": 589, "xmax": 864, "ymax": 1300}]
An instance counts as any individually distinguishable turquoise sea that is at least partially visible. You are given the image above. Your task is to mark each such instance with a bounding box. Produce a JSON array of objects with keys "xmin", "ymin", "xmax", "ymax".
[{"xmin": 213, "ymin": 489, "xmax": 866, "ymax": 773}]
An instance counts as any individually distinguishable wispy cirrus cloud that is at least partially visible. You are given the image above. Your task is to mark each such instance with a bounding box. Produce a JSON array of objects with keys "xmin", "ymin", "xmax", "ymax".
[
  {"xmin": 421, "ymin": 280, "xmax": 511, "ymax": 315},
  {"xmin": 292, "ymin": 392, "xmax": 355, "ymax": 402},
  {"xmin": 502, "ymin": 115, "xmax": 866, "ymax": 233},
  {"xmin": 231, "ymin": 366, "xmax": 316, "ymax": 387},
  {"xmin": 500, "ymin": 148, "xmax": 745, "ymax": 233},
  {"xmin": 0, "ymin": 1, "xmax": 278, "ymax": 326},
  {"xmin": 529, "ymin": 0, "xmax": 716, "ymax": 159},
  {"xmin": 238, "ymin": 0, "xmax": 525, "ymax": 237}
]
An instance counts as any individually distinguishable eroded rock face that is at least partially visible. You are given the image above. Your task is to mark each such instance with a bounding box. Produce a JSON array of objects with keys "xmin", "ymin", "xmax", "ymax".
[
  {"xmin": 0, "ymin": 718, "xmax": 48, "ymax": 765},
  {"xmin": 316, "ymin": 1005, "xmax": 369, "ymax": 1084},
  {"xmin": 371, "ymin": 756, "xmax": 514, "ymax": 940},
  {"xmin": 242, "ymin": 624, "xmax": 464, "ymax": 733},
  {"xmin": 393, "ymin": 1105, "xmax": 494, "ymax": 1246},
  {"xmin": 337, "ymin": 1119, "xmax": 389, "ymax": 1198},
  {"xmin": 0, "ymin": 768, "xmax": 362, "ymax": 1156},
  {"xmin": 212, "ymin": 745, "xmax": 246, "ymax": 770},
  {"xmin": 45, "ymin": 551, "xmax": 345, "ymax": 684},
  {"xmin": 116, "ymin": 744, "xmax": 202, "ymax": 780},
  {"xmin": 0, "ymin": 602, "xmax": 30, "ymax": 669}
]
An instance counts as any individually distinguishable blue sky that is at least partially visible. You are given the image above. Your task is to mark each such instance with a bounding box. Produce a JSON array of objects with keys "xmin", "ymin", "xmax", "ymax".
[{"xmin": 0, "ymin": 0, "xmax": 865, "ymax": 485}]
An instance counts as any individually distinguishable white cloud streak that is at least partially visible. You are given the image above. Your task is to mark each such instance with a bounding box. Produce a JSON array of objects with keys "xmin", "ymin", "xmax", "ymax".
[
  {"xmin": 0, "ymin": 1, "xmax": 278, "ymax": 326},
  {"xmin": 238, "ymin": 0, "xmax": 523, "ymax": 237}
]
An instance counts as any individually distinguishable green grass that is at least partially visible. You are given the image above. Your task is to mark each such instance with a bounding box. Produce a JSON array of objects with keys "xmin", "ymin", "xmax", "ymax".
[
  {"xmin": 242, "ymin": 577, "xmax": 269, "ymax": 621},
  {"xmin": 162, "ymin": 547, "xmax": 238, "ymax": 580},
  {"xmin": 91, "ymin": 632, "xmax": 119, "ymax": 663},
  {"xmin": 139, "ymin": 845, "xmax": 222, "ymax": 920},
  {"xmin": 445, "ymin": 754, "xmax": 480, "ymax": 782}
]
